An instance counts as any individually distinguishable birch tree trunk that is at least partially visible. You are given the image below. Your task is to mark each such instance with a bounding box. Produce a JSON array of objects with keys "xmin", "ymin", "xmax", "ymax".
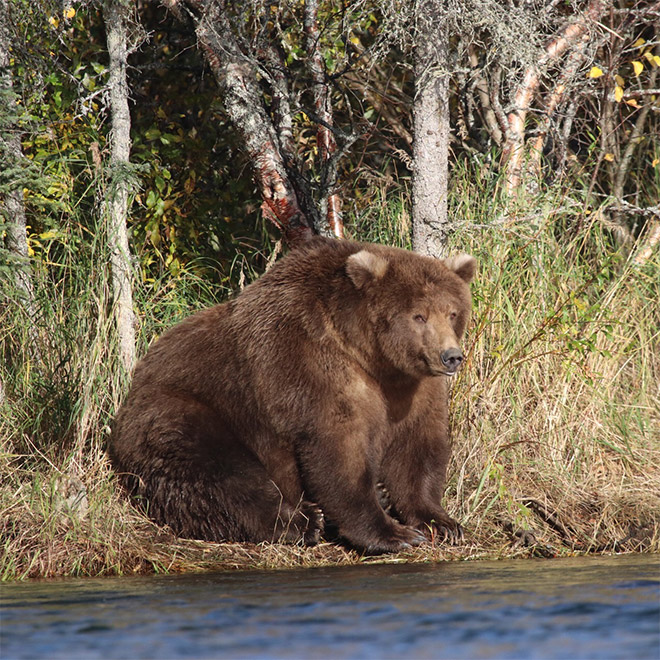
[
  {"xmin": 103, "ymin": 0, "xmax": 136, "ymax": 375},
  {"xmin": 0, "ymin": 0, "xmax": 40, "ymax": 360},
  {"xmin": 411, "ymin": 0, "xmax": 451, "ymax": 258},
  {"xmin": 187, "ymin": 0, "xmax": 316, "ymax": 246}
]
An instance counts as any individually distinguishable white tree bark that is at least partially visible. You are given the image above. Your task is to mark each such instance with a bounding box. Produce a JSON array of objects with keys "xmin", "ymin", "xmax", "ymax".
[
  {"xmin": 103, "ymin": 0, "xmax": 136, "ymax": 374},
  {"xmin": 186, "ymin": 0, "xmax": 315, "ymax": 245},
  {"xmin": 501, "ymin": 0, "xmax": 608, "ymax": 193},
  {"xmin": 411, "ymin": 0, "xmax": 450, "ymax": 258}
]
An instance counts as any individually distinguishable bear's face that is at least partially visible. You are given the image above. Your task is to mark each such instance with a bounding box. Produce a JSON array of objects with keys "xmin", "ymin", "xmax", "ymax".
[
  {"xmin": 346, "ymin": 249, "xmax": 476, "ymax": 379},
  {"xmin": 381, "ymin": 294, "xmax": 467, "ymax": 377}
]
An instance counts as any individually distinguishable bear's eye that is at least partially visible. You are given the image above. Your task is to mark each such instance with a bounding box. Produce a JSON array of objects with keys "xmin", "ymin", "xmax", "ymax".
[
  {"xmin": 449, "ymin": 312, "xmax": 458, "ymax": 321},
  {"xmin": 414, "ymin": 314, "xmax": 426, "ymax": 324}
]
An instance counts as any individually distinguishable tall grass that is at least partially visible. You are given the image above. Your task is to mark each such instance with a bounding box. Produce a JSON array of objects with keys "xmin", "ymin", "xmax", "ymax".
[
  {"xmin": 2, "ymin": 161, "xmax": 658, "ymax": 580},
  {"xmin": 444, "ymin": 161, "xmax": 660, "ymax": 553},
  {"xmin": 0, "ymin": 206, "xmax": 231, "ymax": 579}
]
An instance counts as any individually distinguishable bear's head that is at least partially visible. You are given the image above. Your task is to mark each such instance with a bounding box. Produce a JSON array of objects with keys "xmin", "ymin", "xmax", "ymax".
[{"xmin": 346, "ymin": 248, "xmax": 476, "ymax": 379}]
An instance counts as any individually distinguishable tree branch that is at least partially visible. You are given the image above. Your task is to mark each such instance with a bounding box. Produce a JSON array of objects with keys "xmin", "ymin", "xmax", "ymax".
[
  {"xmin": 528, "ymin": 33, "xmax": 591, "ymax": 175},
  {"xmin": 170, "ymin": 0, "xmax": 316, "ymax": 246},
  {"xmin": 613, "ymin": 47, "xmax": 660, "ymax": 216},
  {"xmin": 468, "ymin": 48, "xmax": 503, "ymax": 147},
  {"xmin": 303, "ymin": 0, "xmax": 343, "ymax": 238},
  {"xmin": 502, "ymin": 0, "xmax": 610, "ymax": 192}
]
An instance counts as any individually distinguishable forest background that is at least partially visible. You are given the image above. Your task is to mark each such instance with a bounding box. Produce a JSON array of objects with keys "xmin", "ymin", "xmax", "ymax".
[{"xmin": 1, "ymin": 0, "xmax": 659, "ymax": 579}]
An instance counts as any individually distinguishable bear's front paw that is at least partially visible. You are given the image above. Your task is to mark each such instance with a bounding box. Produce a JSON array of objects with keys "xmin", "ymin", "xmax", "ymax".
[{"xmin": 429, "ymin": 516, "xmax": 464, "ymax": 545}]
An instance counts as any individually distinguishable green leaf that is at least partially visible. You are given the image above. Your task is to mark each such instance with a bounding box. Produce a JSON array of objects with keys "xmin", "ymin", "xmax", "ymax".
[{"xmin": 145, "ymin": 127, "xmax": 161, "ymax": 141}]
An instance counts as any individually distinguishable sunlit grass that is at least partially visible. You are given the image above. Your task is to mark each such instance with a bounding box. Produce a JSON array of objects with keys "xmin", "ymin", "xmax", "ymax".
[{"xmin": 443, "ymin": 171, "xmax": 660, "ymax": 554}]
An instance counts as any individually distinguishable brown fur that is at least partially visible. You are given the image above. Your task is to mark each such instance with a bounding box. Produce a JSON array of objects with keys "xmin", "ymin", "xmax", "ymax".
[{"xmin": 109, "ymin": 237, "xmax": 476, "ymax": 554}]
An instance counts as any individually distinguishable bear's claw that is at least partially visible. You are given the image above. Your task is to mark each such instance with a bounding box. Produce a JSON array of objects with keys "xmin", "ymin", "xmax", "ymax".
[{"xmin": 432, "ymin": 519, "xmax": 464, "ymax": 545}]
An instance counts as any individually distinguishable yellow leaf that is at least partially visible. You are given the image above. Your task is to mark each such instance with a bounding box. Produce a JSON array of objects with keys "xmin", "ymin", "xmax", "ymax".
[
  {"xmin": 588, "ymin": 66, "xmax": 604, "ymax": 78},
  {"xmin": 652, "ymin": 158, "xmax": 659, "ymax": 167},
  {"xmin": 643, "ymin": 51, "xmax": 654, "ymax": 63},
  {"xmin": 48, "ymin": 15, "xmax": 59, "ymax": 28},
  {"xmin": 64, "ymin": 7, "xmax": 75, "ymax": 19},
  {"xmin": 604, "ymin": 153, "xmax": 614, "ymax": 162},
  {"xmin": 40, "ymin": 230, "xmax": 57, "ymax": 240},
  {"xmin": 614, "ymin": 85, "xmax": 624, "ymax": 102},
  {"xmin": 632, "ymin": 60, "xmax": 644, "ymax": 76},
  {"xmin": 615, "ymin": 74, "xmax": 625, "ymax": 86},
  {"xmin": 633, "ymin": 38, "xmax": 646, "ymax": 49},
  {"xmin": 654, "ymin": 56, "xmax": 660, "ymax": 68},
  {"xmin": 625, "ymin": 98, "xmax": 639, "ymax": 107}
]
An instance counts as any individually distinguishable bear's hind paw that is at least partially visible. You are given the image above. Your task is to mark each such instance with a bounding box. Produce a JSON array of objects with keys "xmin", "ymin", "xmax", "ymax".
[
  {"xmin": 300, "ymin": 501, "xmax": 325, "ymax": 546},
  {"xmin": 360, "ymin": 522, "xmax": 427, "ymax": 555}
]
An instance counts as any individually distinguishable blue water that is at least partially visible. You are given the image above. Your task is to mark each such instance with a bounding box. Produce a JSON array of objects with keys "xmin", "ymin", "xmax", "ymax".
[{"xmin": 1, "ymin": 554, "xmax": 658, "ymax": 659}]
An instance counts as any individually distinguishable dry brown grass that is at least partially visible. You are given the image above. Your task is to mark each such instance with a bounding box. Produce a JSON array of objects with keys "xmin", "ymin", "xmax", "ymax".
[{"xmin": 443, "ymin": 216, "xmax": 660, "ymax": 557}]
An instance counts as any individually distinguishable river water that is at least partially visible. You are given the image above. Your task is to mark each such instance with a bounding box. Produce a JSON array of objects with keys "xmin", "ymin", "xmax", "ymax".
[{"xmin": 1, "ymin": 554, "xmax": 658, "ymax": 659}]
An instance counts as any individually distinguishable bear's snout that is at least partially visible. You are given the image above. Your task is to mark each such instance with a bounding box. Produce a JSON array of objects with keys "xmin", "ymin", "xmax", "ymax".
[
  {"xmin": 441, "ymin": 347, "xmax": 464, "ymax": 373},
  {"xmin": 419, "ymin": 345, "xmax": 464, "ymax": 376}
]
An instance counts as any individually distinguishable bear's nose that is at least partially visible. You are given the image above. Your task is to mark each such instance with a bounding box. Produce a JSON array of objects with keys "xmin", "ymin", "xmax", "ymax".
[{"xmin": 441, "ymin": 348, "xmax": 463, "ymax": 371}]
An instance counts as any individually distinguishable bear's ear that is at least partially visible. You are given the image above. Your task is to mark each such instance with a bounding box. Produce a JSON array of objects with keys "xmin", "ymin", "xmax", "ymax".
[
  {"xmin": 346, "ymin": 250, "xmax": 388, "ymax": 289},
  {"xmin": 444, "ymin": 253, "xmax": 477, "ymax": 283}
]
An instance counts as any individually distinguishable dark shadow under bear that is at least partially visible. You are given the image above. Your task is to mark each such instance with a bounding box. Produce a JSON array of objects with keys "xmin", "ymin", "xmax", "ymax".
[{"xmin": 109, "ymin": 237, "xmax": 476, "ymax": 554}]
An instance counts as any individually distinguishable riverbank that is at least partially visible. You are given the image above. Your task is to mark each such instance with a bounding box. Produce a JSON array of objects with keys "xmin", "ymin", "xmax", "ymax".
[
  {"xmin": 2, "ymin": 462, "xmax": 658, "ymax": 581},
  {"xmin": 2, "ymin": 425, "xmax": 658, "ymax": 580},
  {"xmin": 3, "ymin": 212, "xmax": 659, "ymax": 580}
]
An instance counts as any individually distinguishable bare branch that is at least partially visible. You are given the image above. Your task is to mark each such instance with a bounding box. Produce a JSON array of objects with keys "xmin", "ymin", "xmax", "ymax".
[
  {"xmin": 502, "ymin": 0, "xmax": 610, "ymax": 192},
  {"xmin": 528, "ymin": 33, "xmax": 591, "ymax": 176},
  {"xmin": 344, "ymin": 73, "xmax": 413, "ymax": 146},
  {"xmin": 633, "ymin": 219, "xmax": 660, "ymax": 267},
  {"xmin": 489, "ymin": 64, "xmax": 509, "ymax": 143},
  {"xmin": 304, "ymin": 0, "xmax": 343, "ymax": 238},
  {"xmin": 613, "ymin": 50, "xmax": 660, "ymax": 209},
  {"xmin": 468, "ymin": 47, "xmax": 503, "ymax": 147},
  {"xmin": 258, "ymin": 44, "xmax": 296, "ymax": 166}
]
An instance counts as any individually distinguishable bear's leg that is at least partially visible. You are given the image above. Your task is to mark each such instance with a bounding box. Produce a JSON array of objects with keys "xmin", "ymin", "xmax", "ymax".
[
  {"xmin": 112, "ymin": 392, "xmax": 323, "ymax": 545},
  {"xmin": 296, "ymin": 428, "xmax": 426, "ymax": 554},
  {"xmin": 379, "ymin": 428, "xmax": 463, "ymax": 544}
]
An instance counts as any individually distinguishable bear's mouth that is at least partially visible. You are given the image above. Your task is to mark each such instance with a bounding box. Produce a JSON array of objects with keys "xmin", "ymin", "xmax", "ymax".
[{"xmin": 420, "ymin": 355, "xmax": 459, "ymax": 377}]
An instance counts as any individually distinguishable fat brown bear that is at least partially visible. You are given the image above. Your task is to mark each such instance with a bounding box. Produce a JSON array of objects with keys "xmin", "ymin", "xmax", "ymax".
[{"xmin": 109, "ymin": 237, "xmax": 476, "ymax": 554}]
